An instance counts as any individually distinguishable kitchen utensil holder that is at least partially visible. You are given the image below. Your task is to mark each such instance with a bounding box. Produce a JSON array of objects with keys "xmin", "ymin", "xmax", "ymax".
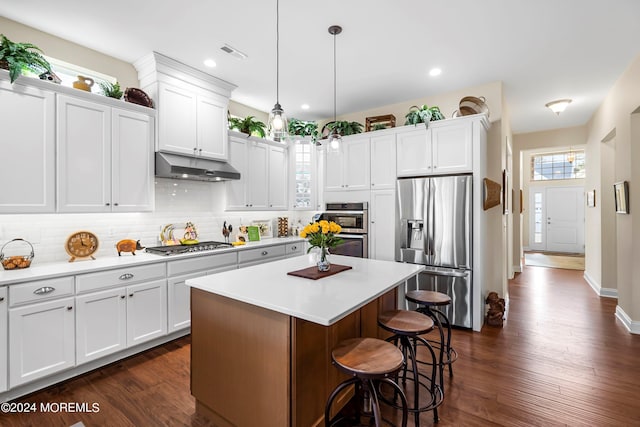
[{"xmin": 1, "ymin": 238, "xmax": 35, "ymax": 270}]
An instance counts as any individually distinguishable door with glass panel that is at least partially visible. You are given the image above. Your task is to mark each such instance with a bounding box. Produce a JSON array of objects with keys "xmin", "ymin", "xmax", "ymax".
[{"xmin": 529, "ymin": 186, "xmax": 584, "ymax": 253}]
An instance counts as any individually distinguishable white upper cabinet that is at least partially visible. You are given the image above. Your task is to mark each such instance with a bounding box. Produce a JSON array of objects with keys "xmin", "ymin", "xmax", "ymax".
[
  {"xmin": 324, "ymin": 135, "xmax": 370, "ymax": 191},
  {"xmin": 57, "ymin": 95, "xmax": 154, "ymax": 213},
  {"xmin": 226, "ymin": 133, "xmax": 288, "ymax": 210},
  {"xmin": 0, "ymin": 77, "xmax": 55, "ymax": 213},
  {"xmin": 397, "ymin": 119, "xmax": 474, "ymax": 177},
  {"xmin": 135, "ymin": 52, "xmax": 236, "ymax": 161},
  {"xmin": 370, "ymin": 133, "xmax": 397, "ymax": 190}
]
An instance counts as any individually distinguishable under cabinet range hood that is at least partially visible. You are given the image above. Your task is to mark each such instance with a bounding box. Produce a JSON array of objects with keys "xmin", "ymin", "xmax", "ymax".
[{"xmin": 155, "ymin": 152, "xmax": 241, "ymax": 182}]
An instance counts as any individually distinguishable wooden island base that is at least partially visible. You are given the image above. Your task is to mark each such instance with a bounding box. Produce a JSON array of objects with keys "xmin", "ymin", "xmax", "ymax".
[{"xmin": 191, "ymin": 287, "xmax": 396, "ymax": 427}]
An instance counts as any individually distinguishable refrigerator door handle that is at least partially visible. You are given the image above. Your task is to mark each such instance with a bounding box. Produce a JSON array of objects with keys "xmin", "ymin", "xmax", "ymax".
[{"xmin": 422, "ymin": 268, "xmax": 469, "ymax": 278}]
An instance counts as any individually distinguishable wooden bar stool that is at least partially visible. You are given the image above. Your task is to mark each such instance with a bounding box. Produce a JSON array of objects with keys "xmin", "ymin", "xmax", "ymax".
[
  {"xmin": 377, "ymin": 310, "xmax": 443, "ymax": 426},
  {"xmin": 325, "ymin": 337, "xmax": 408, "ymax": 427},
  {"xmin": 405, "ymin": 290, "xmax": 458, "ymax": 393}
]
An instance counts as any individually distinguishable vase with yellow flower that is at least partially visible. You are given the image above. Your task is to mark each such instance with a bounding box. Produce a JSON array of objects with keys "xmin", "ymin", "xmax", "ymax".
[{"xmin": 300, "ymin": 220, "xmax": 343, "ymax": 272}]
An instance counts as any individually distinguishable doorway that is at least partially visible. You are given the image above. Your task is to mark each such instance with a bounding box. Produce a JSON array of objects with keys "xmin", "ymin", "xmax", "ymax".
[{"xmin": 529, "ymin": 186, "xmax": 585, "ymax": 253}]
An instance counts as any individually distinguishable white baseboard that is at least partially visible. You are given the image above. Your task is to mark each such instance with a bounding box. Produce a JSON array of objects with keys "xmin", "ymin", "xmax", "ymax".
[
  {"xmin": 583, "ymin": 271, "xmax": 618, "ymax": 298},
  {"xmin": 615, "ymin": 306, "xmax": 640, "ymax": 334},
  {"xmin": 513, "ymin": 264, "xmax": 522, "ymax": 273}
]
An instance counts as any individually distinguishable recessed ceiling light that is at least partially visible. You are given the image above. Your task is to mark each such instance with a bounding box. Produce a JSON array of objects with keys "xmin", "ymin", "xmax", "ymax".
[
  {"xmin": 301, "ymin": 104, "xmax": 310, "ymax": 110},
  {"xmin": 204, "ymin": 59, "xmax": 217, "ymax": 68},
  {"xmin": 429, "ymin": 68, "xmax": 442, "ymax": 77}
]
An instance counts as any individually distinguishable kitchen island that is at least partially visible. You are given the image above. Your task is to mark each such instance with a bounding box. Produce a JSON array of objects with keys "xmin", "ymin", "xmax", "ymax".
[{"xmin": 186, "ymin": 254, "xmax": 423, "ymax": 427}]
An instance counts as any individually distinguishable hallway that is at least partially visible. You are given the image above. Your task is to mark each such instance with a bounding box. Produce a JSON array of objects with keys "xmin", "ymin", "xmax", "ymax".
[{"xmin": 1, "ymin": 266, "xmax": 639, "ymax": 426}]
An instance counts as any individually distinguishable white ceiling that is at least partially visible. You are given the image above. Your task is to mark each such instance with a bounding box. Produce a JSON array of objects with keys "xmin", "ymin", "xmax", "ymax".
[{"xmin": 2, "ymin": 0, "xmax": 640, "ymax": 134}]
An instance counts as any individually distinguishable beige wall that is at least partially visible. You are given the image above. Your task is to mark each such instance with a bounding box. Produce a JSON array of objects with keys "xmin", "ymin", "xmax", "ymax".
[
  {"xmin": 1, "ymin": 16, "xmax": 139, "ymax": 89},
  {"xmin": 228, "ymin": 100, "xmax": 269, "ymax": 123},
  {"xmin": 583, "ymin": 53, "xmax": 640, "ymax": 322}
]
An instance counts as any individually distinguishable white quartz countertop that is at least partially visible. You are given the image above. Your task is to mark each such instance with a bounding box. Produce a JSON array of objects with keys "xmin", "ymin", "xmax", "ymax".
[
  {"xmin": 186, "ymin": 254, "xmax": 424, "ymax": 326},
  {"xmin": 0, "ymin": 237, "xmax": 304, "ymax": 286}
]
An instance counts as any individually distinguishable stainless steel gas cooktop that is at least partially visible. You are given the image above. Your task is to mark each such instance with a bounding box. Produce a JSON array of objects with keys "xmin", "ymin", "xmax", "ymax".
[{"xmin": 145, "ymin": 241, "xmax": 233, "ymax": 256}]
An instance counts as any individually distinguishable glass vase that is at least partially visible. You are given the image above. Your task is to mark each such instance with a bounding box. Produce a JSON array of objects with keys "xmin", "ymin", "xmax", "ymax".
[{"xmin": 317, "ymin": 247, "xmax": 330, "ymax": 272}]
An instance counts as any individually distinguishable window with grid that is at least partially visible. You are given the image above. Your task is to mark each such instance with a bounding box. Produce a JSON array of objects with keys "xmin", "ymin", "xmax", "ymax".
[{"xmin": 531, "ymin": 150, "xmax": 585, "ymax": 181}]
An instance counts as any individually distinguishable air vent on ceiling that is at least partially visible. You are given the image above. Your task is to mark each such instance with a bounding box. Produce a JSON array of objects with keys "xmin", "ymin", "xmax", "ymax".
[{"xmin": 220, "ymin": 44, "xmax": 248, "ymax": 60}]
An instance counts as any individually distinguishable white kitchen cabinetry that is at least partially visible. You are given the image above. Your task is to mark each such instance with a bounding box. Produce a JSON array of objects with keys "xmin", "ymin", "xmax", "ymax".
[
  {"xmin": 226, "ymin": 133, "xmax": 288, "ymax": 210},
  {"xmin": 285, "ymin": 242, "xmax": 305, "ymax": 257},
  {"xmin": 0, "ymin": 287, "xmax": 7, "ymax": 392},
  {"xmin": 57, "ymin": 95, "xmax": 154, "ymax": 212},
  {"xmin": 9, "ymin": 297, "xmax": 75, "ymax": 388},
  {"xmin": 238, "ymin": 245, "xmax": 287, "ymax": 267},
  {"xmin": 370, "ymin": 189, "xmax": 396, "ymax": 261},
  {"xmin": 0, "ymin": 77, "xmax": 55, "ymax": 213},
  {"xmin": 396, "ymin": 119, "xmax": 473, "ymax": 177},
  {"xmin": 75, "ymin": 287, "xmax": 127, "ymax": 364},
  {"xmin": 75, "ymin": 264, "xmax": 166, "ymax": 363},
  {"xmin": 430, "ymin": 121, "xmax": 473, "ymax": 174},
  {"xmin": 370, "ymin": 133, "xmax": 397, "ymax": 190},
  {"xmin": 324, "ymin": 135, "xmax": 370, "ymax": 191},
  {"xmin": 156, "ymin": 82, "xmax": 228, "ymax": 160},
  {"xmin": 167, "ymin": 252, "xmax": 238, "ymax": 333}
]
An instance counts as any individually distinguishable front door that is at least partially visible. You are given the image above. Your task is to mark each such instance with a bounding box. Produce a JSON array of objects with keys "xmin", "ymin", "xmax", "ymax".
[{"xmin": 529, "ymin": 186, "xmax": 584, "ymax": 253}]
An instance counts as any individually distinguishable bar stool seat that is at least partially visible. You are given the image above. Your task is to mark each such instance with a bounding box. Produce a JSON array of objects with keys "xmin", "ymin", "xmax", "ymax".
[
  {"xmin": 378, "ymin": 310, "xmax": 443, "ymax": 426},
  {"xmin": 405, "ymin": 290, "xmax": 458, "ymax": 393},
  {"xmin": 325, "ymin": 337, "xmax": 409, "ymax": 427}
]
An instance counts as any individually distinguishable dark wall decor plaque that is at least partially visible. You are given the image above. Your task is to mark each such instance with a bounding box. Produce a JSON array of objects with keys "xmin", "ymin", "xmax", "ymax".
[{"xmin": 483, "ymin": 178, "xmax": 501, "ymax": 211}]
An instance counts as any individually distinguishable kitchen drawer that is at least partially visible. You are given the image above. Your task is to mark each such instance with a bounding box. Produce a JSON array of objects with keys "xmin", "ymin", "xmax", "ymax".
[
  {"xmin": 76, "ymin": 263, "xmax": 165, "ymax": 294},
  {"xmin": 167, "ymin": 252, "xmax": 237, "ymax": 277},
  {"xmin": 238, "ymin": 245, "xmax": 286, "ymax": 265},
  {"xmin": 285, "ymin": 242, "xmax": 305, "ymax": 257},
  {"xmin": 9, "ymin": 276, "xmax": 74, "ymax": 307}
]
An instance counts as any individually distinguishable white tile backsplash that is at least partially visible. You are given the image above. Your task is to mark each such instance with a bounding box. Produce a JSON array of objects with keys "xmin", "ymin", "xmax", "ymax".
[{"xmin": 0, "ymin": 178, "xmax": 316, "ymax": 265}]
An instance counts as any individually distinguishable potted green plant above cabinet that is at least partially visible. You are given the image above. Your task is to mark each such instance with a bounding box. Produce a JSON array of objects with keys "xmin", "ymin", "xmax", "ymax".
[
  {"xmin": 404, "ymin": 104, "xmax": 445, "ymax": 127},
  {"xmin": 0, "ymin": 34, "xmax": 52, "ymax": 83},
  {"xmin": 288, "ymin": 118, "xmax": 319, "ymax": 143},
  {"xmin": 228, "ymin": 115, "xmax": 267, "ymax": 138}
]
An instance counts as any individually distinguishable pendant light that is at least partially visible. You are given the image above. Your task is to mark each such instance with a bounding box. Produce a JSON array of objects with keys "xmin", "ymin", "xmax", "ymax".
[
  {"xmin": 327, "ymin": 25, "xmax": 342, "ymax": 152},
  {"xmin": 267, "ymin": 0, "xmax": 288, "ymax": 142}
]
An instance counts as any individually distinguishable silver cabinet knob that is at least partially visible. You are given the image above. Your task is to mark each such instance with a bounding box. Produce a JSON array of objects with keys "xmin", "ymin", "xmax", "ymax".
[
  {"xmin": 0, "ymin": 297, "xmax": 4, "ymax": 302},
  {"xmin": 67, "ymin": 306, "xmax": 73, "ymax": 311},
  {"xmin": 120, "ymin": 295, "xmax": 126, "ymax": 299},
  {"xmin": 129, "ymin": 293, "xmax": 134, "ymax": 297},
  {"xmin": 106, "ymin": 202, "xmax": 110, "ymax": 206},
  {"xmin": 261, "ymin": 251, "xmax": 268, "ymax": 256}
]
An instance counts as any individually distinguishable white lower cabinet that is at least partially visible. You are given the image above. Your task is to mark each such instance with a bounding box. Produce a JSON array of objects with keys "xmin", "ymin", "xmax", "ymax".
[
  {"xmin": 126, "ymin": 280, "xmax": 167, "ymax": 347},
  {"xmin": 370, "ymin": 190, "xmax": 396, "ymax": 261},
  {"xmin": 9, "ymin": 297, "xmax": 75, "ymax": 388},
  {"xmin": 0, "ymin": 287, "xmax": 7, "ymax": 392},
  {"xmin": 167, "ymin": 273, "xmax": 200, "ymax": 333},
  {"xmin": 76, "ymin": 287, "xmax": 127, "ymax": 364}
]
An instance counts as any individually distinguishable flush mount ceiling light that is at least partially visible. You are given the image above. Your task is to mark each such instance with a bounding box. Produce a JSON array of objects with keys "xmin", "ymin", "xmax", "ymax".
[
  {"xmin": 267, "ymin": 0, "xmax": 289, "ymax": 142},
  {"xmin": 301, "ymin": 104, "xmax": 310, "ymax": 110},
  {"xmin": 327, "ymin": 25, "xmax": 343, "ymax": 152},
  {"xmin": 545, "ymin": 99, "xmax": 572, "ymax": 115}
]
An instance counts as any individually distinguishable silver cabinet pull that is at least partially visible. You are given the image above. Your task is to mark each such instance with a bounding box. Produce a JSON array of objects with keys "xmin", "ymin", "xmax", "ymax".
[
  {"xmin": 261, "ymin": 251, "xmax": 268, "ymax": 256},
  {"xmin": 119, "ymin": 273, "xmax": 134, "ymax": 280},
  {"xmin": 34, "ymin": 286, "xmax": 55, "ymax": 295},
  {"xmin": 291, "ymin": 246, "xmax": 297, "ymax": 250}
]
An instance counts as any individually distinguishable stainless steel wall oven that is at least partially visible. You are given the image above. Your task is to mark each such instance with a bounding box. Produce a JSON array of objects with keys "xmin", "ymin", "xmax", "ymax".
[{"xmin": 319, "ymin": 202, "xmax": 368, "ymax": 258}]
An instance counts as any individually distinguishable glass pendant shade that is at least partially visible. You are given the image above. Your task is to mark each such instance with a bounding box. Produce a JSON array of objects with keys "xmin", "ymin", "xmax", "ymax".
[
  {"xmin": 328, "ymin": 131, "xmax": 342, "ymax": 153},
  {"xmin": 268, "ymin": 102, "xmax": 289, "ymax": 142}
]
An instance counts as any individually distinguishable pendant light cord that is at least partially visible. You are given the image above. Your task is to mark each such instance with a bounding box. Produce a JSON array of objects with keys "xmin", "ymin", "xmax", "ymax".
[
  {"xmin": 333, "ymin": 30, "xmax": 336, "ymax": 123},
  {"xmin": 276, "ymin": 0, "xmax": 280, "ymax": 104}
]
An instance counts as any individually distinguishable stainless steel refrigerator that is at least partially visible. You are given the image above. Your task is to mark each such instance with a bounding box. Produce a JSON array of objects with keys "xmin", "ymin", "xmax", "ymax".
[{"xmin": 396, "ymin": 175, "xmax": 472, "ymax": 328}]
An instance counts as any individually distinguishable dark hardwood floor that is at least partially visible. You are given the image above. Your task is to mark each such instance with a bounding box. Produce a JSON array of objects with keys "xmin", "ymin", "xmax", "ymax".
[{"xmin": 2, "ymin": 265, "xmax": 640, "ymax": 426}]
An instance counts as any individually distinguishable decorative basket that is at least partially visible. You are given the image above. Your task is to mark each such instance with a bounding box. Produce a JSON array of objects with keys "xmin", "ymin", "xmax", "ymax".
[{"xmin": 0, "ymin": 238, "xmax": 34, "ymax": 270}]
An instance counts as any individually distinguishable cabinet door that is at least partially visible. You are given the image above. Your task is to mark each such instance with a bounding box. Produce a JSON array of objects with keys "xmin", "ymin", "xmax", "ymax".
[
  {"xmin": 0, "ymin": 287, "xmax": 6, "ymax": 392},
  {"xmin": 324, "ymin": 148, "xmax": 344, "ymax": 191},
  {"xmin": 396, "ymin": 128, "xmax": 431, "ymax": 177},
  {"xmin": 370, "ymin": 134, "xmax": 396, "ymax": 189},
  {"xmin": 370, "ymin": 190, "xmax": 396, "ymax": 261},
  {"xmin": 157, "ymin": 82, "xmax": 197, "ymax": 156},
  {"xmin": 76, "ymin": 287, "xmax": 127, "ymax": 364},
  {"xmin": 247, "ymin": 142, "xmax": 269, "ymax": 209},
  {"xmin": 9, "ymin": 297, "xmax": 75, "ymax": 387},
  {"xmin": 0, "ymin": 80, "xmax": 55, "ymax": 213},
  {"xmin": 197, "ymin": 95, "xmax": 228, "ymax": 160},
  {"xmin": 431, "ymin": 121, "xmax": 473, "ymax": 174},
  {"xmin": 268, "ymin": 145, "xmax": 288, "ymax": 209},
  {"xmin": 226, "ymin": 136, "xmax": 248, "ymax": 209},
  {"xmin": 343, "ymin": 136, "xmax": 371, "ymax": 190},
  {"xmin": 126, "ymin": 279, "xmax": 167, "ymax": 347},
  {"xmin": 168, "ymin": 273, "xmax": 200, "ymax": 333},
  {"xmin": 112, "ymin": 108, "xmax": 154, "ymax": 212},
  {"xmin": 57, "ymin": 95, "xmax": 111, "ymax": 212}
]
